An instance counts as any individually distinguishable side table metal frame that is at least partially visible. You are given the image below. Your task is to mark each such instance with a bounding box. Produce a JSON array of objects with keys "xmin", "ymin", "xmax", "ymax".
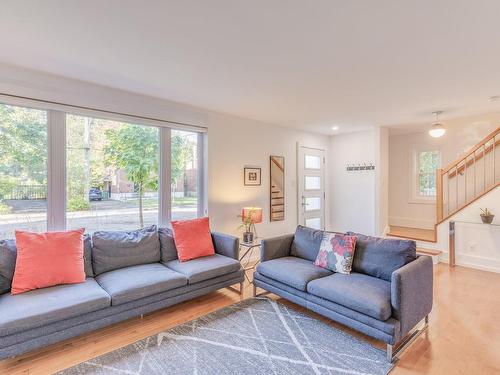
[{"xmin": 239, "ymin": 241, "xmax": 261, "ymax": 283}]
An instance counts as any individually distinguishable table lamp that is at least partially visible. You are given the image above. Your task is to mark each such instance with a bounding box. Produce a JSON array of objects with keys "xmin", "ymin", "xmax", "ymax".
[{"xmin": 241, "ymin": 207, "xmax": 263, "ymax": 243}]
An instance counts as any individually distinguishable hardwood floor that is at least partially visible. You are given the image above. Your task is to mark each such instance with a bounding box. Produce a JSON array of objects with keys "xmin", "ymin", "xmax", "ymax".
[
  {"xmin": 1, "ymin": 264, "xmax": 500, "ymax": 375},
  {"xmin": 387, "ymin": 225, "xmax": 437, "ymax": 243}
]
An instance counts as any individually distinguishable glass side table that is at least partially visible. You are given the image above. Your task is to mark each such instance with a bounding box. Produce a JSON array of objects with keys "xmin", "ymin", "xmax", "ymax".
[{"xmin": 239, "ymin": 239, "xmax": 261, "ymax": 283}]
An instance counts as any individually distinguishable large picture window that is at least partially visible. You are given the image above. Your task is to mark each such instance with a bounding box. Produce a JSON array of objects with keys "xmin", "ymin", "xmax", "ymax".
[
  {"xmin": 0, "ymin": 99, "xmax": 206, "ymax": 239},
  {"xmin": 66, "ymin": 114, "xmax": 159, "ymax": 232},
  {"xmin": 0, "ymin": 104, "xmax": 48, "ymax": 238},
  {"xmin": 171, "ymin": 129, "xmax": 199, "ymax": 221}
]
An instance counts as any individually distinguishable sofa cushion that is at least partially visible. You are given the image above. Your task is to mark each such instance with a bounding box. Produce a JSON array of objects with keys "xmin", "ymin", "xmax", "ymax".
[
  {"xmin": 158, "ymin": 227, "xmax": 178, "ymax": 262},
  {"xmin": 95, "ymin": 263, "xmax": 187, "ymax": 306},
  {"xmin": 164, "ymin": 254, "xmax": 240, "ymax": 284},
  {"xmin": 290, "ymin": 225, "xmax": 323, "ymax": 261},
  {"xmin": 0, "ymin": 278, "xmax": 110, "ymax": 336},
  {"xmin": 91, "ymin": 225, "xmax": 160, "ymax": 275},
  {"xmin": 347, "ymin": 233, "xmax": 417, "ymax": 281},
  {"xmin": 256, "ymin": 256, "xmax": 332, "ymax": 291},
  {"xmin": 307, "ymin": 273, "xmax": 392, "ymax": 320},
  {"xmin": 83, "ymin": 234, "xmax": 94, "ymax": 277},
  {"xmin": 0, "ymin": 239, "xmax": 16, "ymax": 294}
]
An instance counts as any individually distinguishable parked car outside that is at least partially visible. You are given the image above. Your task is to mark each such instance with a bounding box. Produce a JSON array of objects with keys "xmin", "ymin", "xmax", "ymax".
[{"xmin": 89, "ymin": 187, "xmax": 103, "ymax": 201}]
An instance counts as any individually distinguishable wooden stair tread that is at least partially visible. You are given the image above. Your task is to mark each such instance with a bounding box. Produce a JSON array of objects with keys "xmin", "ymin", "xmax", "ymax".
[
  {"xmin": 387, "ymin": 225, "xmax": 437, "ymax": 243},
  {"xmin": 417, "ymin": 247, "xmax": 442, "ymax": 256}
]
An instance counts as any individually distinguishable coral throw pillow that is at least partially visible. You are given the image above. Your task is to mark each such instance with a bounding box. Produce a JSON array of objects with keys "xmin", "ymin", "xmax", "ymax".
[
  {"xmin": 314, "ymin": 232, "xmax": 357, "ymax": 274},
  {"xmin": 11, "ymin": 228, "xmax": 86, "ymax": 295},
  {"xmin": 171, "ymin": 217, "xmax": 215, "ymax": 262}
]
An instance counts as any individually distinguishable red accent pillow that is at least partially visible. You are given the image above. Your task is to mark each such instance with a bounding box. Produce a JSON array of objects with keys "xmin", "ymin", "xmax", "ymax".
[
  {"xmin": 11, "ymin": 229, "xmax": 86, "ymax": 295},
  {"xmin": 171, "ymin": 217, "xmax": 215, "ymax": 262}
]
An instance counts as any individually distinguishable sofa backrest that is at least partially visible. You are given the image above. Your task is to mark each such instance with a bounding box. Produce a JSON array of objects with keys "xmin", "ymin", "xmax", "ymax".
[
  {"xmin": 290, "ymin": 225, "xmax": 323, "ymax": 261},
  {"xmin": 347, "ymin": 232, "xmax": 417, "ymax": 281},
  {"xmin": 91, "ymin": 225, "xmax": 160, "ymax": 276},
  {"xmin": 83, "ymin": 234, "xmax": 94, "ymax": 277},
  {"xmin": 158, "ymin": 226, "xmax": 178, "ymax": 262}
]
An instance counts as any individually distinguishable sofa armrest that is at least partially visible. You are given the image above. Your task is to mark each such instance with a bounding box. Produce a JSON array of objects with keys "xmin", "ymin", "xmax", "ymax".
[
  {"xmin": 260, "ymin": 234, "xmax": 294, "ymax": 262},
  {"xmin": 212, "ymin": 232, "xmax": 239, "ymax": 260},
  {"xmin": 391, "ymin": 255, "xmax": 433, "ymax": 338}
]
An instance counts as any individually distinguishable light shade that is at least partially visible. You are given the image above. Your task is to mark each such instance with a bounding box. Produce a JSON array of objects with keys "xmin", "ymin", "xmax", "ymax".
[
  {"xmin": 429, "ymin": 123, "xmax": 446, "ymax": 138},
  {"xmin": 242, "ymin": 207, "xmax": 263, "ymax": 224}
]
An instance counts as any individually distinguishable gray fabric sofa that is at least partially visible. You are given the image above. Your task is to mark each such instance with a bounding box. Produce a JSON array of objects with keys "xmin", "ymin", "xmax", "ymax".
[
  {"xmin": 0, "ymin": 225, "xmax": 244, "ymax": 359},
  {"xmin": 252, "ymin": 226, "xmax": 433, "ymax": 362}
]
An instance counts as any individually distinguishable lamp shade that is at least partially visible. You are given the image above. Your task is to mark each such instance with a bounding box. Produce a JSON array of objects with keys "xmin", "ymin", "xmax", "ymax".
[{"xmin": 242, "ymin": 207, "xmax": 263, "ymax": 224}]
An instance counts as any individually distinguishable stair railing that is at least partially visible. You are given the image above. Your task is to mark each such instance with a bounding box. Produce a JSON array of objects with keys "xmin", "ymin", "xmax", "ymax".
[{"xmin": 436, "ymin": 127, "xmax": 500, "ymax": 224}]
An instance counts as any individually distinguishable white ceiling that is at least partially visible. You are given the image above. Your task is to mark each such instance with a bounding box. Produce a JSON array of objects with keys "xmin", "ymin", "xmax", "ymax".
[{"xmin": 1, "ymin": 1, "xmax": 500, "ymax": 134}]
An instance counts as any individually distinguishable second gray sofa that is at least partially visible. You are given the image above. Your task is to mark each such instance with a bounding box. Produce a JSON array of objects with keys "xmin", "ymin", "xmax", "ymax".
[
  {"xmin": 253, "ymin": 226, "xmax": 433, "ymax": 362},
  {"xmin": 0, "ymin": 225, "xmax": 244, "ymax": 360}
]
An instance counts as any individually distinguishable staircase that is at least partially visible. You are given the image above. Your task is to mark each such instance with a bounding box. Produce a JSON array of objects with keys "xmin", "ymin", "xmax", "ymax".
[
  {"xmin": 436, "ymin": 127, "xmax": 500, "ymax": 224},
  {"xmin": 387, "ymin": 127, "xmax": 500, "ymax": 258}
]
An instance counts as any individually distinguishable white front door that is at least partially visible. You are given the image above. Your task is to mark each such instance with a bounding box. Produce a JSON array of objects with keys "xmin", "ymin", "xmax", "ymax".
[{"xmin": 298, "ymin": 146, "xmax": 325, "ymax": 230}]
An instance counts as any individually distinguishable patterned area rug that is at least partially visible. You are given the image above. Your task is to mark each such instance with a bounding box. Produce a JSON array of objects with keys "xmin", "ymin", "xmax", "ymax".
[{"xmin": 59, "ymin": 298, "xmax": 393, "ymax": 375}]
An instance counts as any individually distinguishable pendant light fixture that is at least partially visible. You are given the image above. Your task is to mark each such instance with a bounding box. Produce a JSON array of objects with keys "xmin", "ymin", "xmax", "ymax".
[{"xmin": 428, "ymin": 111, "xmax": 446, "ymax": 138}]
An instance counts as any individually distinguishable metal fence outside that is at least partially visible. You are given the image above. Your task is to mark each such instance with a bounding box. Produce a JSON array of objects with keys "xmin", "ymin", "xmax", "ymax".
[{"xmin": 3, "ymin": 185, "xmax": 47, "ymax": 200}]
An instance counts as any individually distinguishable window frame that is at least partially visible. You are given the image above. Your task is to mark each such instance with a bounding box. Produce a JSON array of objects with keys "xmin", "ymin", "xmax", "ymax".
[
  {"xmin": 409, "ymin": 145, "xmax": 441, "ymax": 204},
  {"xmin": 0, "ymin": 94, "xmax": 208, "ymax": 234}
]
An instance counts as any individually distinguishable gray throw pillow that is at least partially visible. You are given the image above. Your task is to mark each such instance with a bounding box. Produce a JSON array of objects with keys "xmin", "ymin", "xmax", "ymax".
[
  {"xmin": 347, "ymin": 232, "xmax": 416, "ymax": 281},
  {"xmin": 290, "ymin": 225, "xmax": 324, "ymax": 261},
  {"xmin": 158, "ymin": 227, "xmax": 178, "ymax": 262},
  {"xmin": 83, "ymin": 234, "xmax": 94, "ymax": 277},
  {"xmin": 0, "ymin": 239, "xmax": 17, "ymax": 294},
  {"xmin": 91, "ymin": 225, "xmax": 160, "ymax": 276}
]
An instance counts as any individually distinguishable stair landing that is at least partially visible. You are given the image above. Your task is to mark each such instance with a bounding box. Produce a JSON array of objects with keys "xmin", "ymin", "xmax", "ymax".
[{"xmin": 387, "ymin": 225, "xmax": 436, "ymax": 243}]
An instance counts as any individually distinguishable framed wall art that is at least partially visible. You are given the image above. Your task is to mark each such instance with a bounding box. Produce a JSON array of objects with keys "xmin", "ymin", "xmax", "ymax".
[{"xmin": 244, "ymin": 167, "xmax": 261, "ymax": 186}]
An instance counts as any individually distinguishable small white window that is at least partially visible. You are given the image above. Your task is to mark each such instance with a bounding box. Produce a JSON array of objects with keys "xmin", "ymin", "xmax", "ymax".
[{"xmin": 410, "ymin": 147, "xmax": 441, "ymax": 203}]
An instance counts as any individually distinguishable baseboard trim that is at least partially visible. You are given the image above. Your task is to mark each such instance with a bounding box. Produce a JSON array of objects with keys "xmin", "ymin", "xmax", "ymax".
[{"xmin": 439, "ymin": 251, "xmax": 500, "ymax": 274}]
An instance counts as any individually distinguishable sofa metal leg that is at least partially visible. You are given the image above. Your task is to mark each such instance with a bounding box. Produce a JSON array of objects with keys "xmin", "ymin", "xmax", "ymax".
[
  {"xmin": 388, "ymin": 315, "xmax": 429, "ymax": 363},
  {"xmin": 252, "ymin": 284, "xmax": 257, "ymax": 297},
  {"xmin": 227, "ymin": 283, "xmax": 245, "ymax": 296},
  {"xmin": 386, "ymin": 344, "xmax": 393, "ymax": 363}
]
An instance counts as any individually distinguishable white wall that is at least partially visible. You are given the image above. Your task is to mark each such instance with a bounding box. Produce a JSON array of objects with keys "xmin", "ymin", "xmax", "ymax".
[
  {"xmin": 389, "ymin": 114, "xmax": 499, "ymax": 229},
  {"xmin": 422, "ymin": 186, "xmax": 500, "ymax": 273},
  {"xmin": 0, "ymin": 63, "xmax": 329, "ymax": 239},
  {"xmin": 375, "ymin": 127, "xmax": 389, "ymax": 235},
  {"xmin": 207, "ymin": 114, "xmax": 329, "ymax": 237},
  {"xmin": 328, "ymin": 129, "xmax": 378, "ymax": 235}
]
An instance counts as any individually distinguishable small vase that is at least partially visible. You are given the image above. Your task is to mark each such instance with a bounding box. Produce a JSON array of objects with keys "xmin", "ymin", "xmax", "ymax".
[
  {"xmin": 480, "ymin": 214, "xmax": 494, "ymax": 224},
  {"xmin": 243, "ymin": 232, "xmax": 254, "ymax": 243}
]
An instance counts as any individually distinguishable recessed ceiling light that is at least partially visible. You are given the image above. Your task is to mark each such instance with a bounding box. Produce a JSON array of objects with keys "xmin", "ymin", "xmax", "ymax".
[
  {"xmin": 488, "ymin": 95, "xmax": 500, "ymax": 102},
  {"xmin": 331, "ymin": 126, "xmax": 339, "ymax": 131}
]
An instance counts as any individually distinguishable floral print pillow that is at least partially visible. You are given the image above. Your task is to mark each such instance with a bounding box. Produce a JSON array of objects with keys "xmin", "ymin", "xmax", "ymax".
[{"xmin": 314, "ymin": 233, "xmax": 357, "ymax": 274}]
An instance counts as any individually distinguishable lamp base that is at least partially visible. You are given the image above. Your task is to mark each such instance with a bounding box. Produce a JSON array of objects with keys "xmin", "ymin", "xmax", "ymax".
[{"xmin": 243, "ymin": 232, "xmax": 254, "ymax": 243}]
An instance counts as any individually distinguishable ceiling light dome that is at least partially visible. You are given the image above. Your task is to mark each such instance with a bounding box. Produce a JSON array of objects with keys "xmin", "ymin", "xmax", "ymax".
[{"xmin": 428, "ymin": 111, "xmax": 446, "ymax": 138}]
